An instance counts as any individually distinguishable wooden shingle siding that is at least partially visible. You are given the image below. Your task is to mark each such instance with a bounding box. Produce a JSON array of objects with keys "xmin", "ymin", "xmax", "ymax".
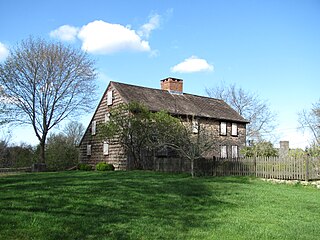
[
  {"xmin": 79, "ymin": 80, "xmax": 248, "ymax": 170},
  {"xmin": 79, "ymin": 83, "xmax": 127, "ymax": 170}
]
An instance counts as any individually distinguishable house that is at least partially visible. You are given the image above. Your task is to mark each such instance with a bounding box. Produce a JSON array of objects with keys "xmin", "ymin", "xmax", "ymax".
[{"xmin": 79, "ymin": 77, "xmax": 249, "ymax": 170}]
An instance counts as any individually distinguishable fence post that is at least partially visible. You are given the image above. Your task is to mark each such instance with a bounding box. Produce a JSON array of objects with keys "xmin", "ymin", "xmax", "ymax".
[
  {"xmin": 254, "ymin": 157, "xmax": 257, "ymax": 177},
  {"xmin": 305, "ymin": 157, "xmax": 309, "ymax": 181}
]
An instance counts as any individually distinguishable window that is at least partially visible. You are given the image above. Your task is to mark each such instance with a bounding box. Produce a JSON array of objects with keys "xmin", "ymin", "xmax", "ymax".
[
  {"xmin": 192, "ymin": 119, "xmax": 199, "ymax": 134},
  {"xmin": 231, "ymin": 123, "xmax": 238, "ymax": 136},
  {"xmin": 105, "ymin": 112, "xmax": 110, "ymax": 122},
  {"xmin": 87, "ymin": 145, "xmax": 91, "ymax": 156},
  {"xmin": 91, "ymin": 120, "xmax": 96, "ymax": 135},
  {"xmin": 220, "ymin": 145, "xmax": 227, "ymax": 158},
  {"xmin": 220, "ymin": 122, "xmax": 227, "ymax": 135},
  {"xmin": 107, "ymin": 90, "xmax": 113, "ymax": 106},
  {"xmin": 103, "ymin": 141, "xmax": 109, "ymax": 155},
  {"xmin": 232, "ymin": 146, "xmax": 238, "ymax": 158}
]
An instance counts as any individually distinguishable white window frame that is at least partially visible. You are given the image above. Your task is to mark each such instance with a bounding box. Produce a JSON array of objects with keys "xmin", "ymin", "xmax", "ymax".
[
  {"xmin": 91, "ymin": 120, "xmax": 96, "ymax": 135},
  {"xmin": 103, "ymin": 141, "xmax": 109, "ymax": 155},
  {"xmin": 220, "ymin": 145, "xmax": 227, "ymax": 158},
  {"xmin": 232, "ymin": 145, "xmax": 238, "ymax": 158},
  {"xmin": 107, "ymin": 90, "xmax": 113, "ymax": 106},
  {"xmin": 192, "ymin": 119, "xmax": 199, "ymax": 134},
  {"xmin": 220, "ymin": 122, "xmax": 227, "ymax": 136},
  {"xmin": 231, "ymin": 123, "xmax": 238, "ymax": 136},
  {"xmin": 87, "ymin": 145, "xmax": 92, "ymax": 156}
]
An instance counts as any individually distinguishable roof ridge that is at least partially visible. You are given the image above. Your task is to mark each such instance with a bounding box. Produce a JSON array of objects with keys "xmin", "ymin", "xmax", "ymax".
[{"xmin": 111, "ymin": 81, "xmax": 224, "ymax": 102}]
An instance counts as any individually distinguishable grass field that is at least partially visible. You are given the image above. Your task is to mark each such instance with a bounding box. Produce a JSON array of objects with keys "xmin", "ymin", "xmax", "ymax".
[{"xmin": 0, "ymin": 171, "xmax": 319, "ymax": 240}]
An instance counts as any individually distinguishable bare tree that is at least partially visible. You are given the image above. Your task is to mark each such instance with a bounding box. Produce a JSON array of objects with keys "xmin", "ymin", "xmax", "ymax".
[
  {"xmin": 63, "ymin": 121, "xmax": 85, "ymax": 145},
  {"xmin": 298, "ymin": 99, "xmax": 320, "ymax": 145},
  {"xmin": 206, "ymin": 82, "xmax": 276, "ymax": 142},
  {"xmin": 0, "ymin": 37, "xmax": 97, "ymax": 164}
]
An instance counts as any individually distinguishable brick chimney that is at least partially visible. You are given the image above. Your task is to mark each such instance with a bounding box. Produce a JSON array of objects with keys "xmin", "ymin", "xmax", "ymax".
[
  {"xmin": 279, "ymin": 141, "xmax": 289, "ymax": 158},
  {"xmin": 161, "ymin": 77, "xmax": 183, "ymax": 94}
]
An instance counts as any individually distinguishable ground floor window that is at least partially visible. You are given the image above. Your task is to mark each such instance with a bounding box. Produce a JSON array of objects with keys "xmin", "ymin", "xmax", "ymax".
[
  {"xmin": 87, "ymin": 145, "xmax": 92, "ymax": 156},
  {"xmin": 103, "ymin": 141, "xmax": 109, "ymax": 155},
  {"xmin": 232, "ymin": 145, "xmax": 238, "ymax": 158},
  {"xmin": 220, "ymin": 145, "xmax": 227, "ymax": 158}
]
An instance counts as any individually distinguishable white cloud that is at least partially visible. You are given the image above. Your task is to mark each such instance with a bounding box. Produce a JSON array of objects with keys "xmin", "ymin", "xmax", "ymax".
[
  {"xmin": 0, "ymin": 42, "xmax": 9, "ymax": 62},
  {"xmin": 49, "ymin": 25, "xmax": 79, "ymax": 42},
  {"xmin": 171, "ymin": 56, "xmax": 214, "ymax": 73},
  {"xmin": 78, "ymin": 20, "xmax": 150, "ymax": 54},
  {"xmin": 138, "ymin": 14, "xmax": 161, "ymax": 39}
]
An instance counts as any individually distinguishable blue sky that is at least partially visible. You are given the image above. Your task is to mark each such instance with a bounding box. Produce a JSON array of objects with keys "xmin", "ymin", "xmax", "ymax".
[{"xmin": 0, "ymin": 0, "xmax": 319, "ymax": 148}]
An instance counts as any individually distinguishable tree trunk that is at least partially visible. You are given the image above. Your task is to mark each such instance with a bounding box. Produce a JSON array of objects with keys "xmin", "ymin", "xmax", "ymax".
[
  {"xmin": 191, "ymin": 158, "xmax": 194, "ymax": 178},
  {"xmin": 39, "ymin": 140, "xmax": 46, "ymax": 164}
]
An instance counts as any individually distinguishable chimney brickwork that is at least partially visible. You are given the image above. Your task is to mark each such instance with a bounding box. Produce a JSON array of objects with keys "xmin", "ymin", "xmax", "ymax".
[
  {"xmin": 161, "ymin": 77, "xmax": 183, "ymax": 93},
  {"xmin": 279, "ymin": 141, "xmax": 289, "ymax": 158}
]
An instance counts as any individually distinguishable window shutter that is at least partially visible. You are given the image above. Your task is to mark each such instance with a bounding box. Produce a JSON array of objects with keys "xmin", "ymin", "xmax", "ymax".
[
  {"xmin": 103, "ymin": 141, "xmax": 109, "ymax": 155},
  {"xmin": 220, "ymin": 146, "xmax": 227, "ymax": 158},
  {"xmin": 107, "ymin": 90, "xmax": 113, "ymax": 106},
  {"xmin": 232, "ymin": 123, "xmax": 238, "ymax": 136},
  {"xmin": 105, "ymin": 112, "xmax": 110, "ymax": 122},
  {"xmin": 192, "ymin": 119, "xmax": 199, "ymax": 134},
  {"xmin": 232, "ymin": 146, "xmax": 238, "ymax": 158},
  {"xmin": 91, "ymin": 120, "xmax": 96, "ymax": 135},
  {"xmin": 87, "ymin": 145, "xmax": 92, "ymax": 156},
  {"xmin": 220, "ymin": 122, "xmax": 227, "ymax": 135}
]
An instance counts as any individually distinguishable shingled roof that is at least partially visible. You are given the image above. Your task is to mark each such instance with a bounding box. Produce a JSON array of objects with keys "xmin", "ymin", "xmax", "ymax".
[{"xmin": 111, "ymin": 81, "xmax": 249, "ymax": 123}]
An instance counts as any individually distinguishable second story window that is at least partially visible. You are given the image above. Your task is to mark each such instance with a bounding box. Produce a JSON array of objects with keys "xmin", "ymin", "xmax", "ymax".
[
  {"xmin": 192, "ymin": 119, "xmax": 199, "ymax": 134},
  {"xmin": 231, "ymin": 123, "xmax": 238, "ymax": 136},
  {"xmin": 105, "ymin": 112, "xmax": 110, "ymax": 122},
  {"xmin": 220, "ymin": 122, "xmax": 227, "ymax": 136}
]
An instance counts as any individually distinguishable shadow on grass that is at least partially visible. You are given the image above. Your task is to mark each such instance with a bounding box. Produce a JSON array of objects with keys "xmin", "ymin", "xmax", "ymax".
[{"xmin": 0, "ymin": 171, "xmax": 252, "ymax": 240}]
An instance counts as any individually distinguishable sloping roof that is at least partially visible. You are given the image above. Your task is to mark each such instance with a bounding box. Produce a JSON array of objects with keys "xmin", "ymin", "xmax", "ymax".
[{"xmin": 111, "ymin": 81, "xmax": 249, "ymax": 123}]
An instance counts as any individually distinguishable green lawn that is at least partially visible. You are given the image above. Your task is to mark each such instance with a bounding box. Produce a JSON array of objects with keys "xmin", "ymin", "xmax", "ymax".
[{"xmin": 0, "ymin": 171, "xmax": 319, "ymax": 240}]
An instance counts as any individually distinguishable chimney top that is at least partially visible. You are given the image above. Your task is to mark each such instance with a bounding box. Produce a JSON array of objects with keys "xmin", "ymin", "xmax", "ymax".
[
  {"xmin": 160, "ymin": 77, "xmax": 183, "ymax": 94},
  {"xmin": 161, "ymin": 77, "xmax": 183, "ymax": 82}
]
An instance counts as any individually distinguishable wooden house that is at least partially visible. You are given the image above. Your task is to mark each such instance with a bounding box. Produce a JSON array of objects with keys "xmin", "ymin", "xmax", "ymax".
[{"xmin": 79, "ymin": 77, "xmax": 249, "ymax": 170}]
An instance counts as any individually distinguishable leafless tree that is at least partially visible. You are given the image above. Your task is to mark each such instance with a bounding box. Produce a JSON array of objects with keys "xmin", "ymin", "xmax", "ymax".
[
  {"xmin": 206, "ymin": 82, "xmax": 277, "ymax": 142},
  {"xmin": 63, "ymin": 121, "xmax": 85, "ymax": 145},
  {"xmin": 298, "ymin": 99, "xmax": 320, "ymax": 145},
  {"xmin": 0, "ymin": 37, "xmax": 97, "ymax": 164}
]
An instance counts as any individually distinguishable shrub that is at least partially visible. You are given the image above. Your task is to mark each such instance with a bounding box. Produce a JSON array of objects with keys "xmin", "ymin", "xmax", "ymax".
[
  {"xmin": 78, "ymin": 163, "xmax": 92, "ymax": 171},
  {"xmin": 96, "ymin": 162, "xmax": 115, "ymax": 171},
  {"xmin": 45, "ymin": 133, "xmax": 79, "ymax": 171}
]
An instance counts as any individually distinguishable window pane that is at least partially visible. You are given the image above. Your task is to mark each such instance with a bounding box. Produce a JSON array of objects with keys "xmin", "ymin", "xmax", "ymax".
[
  {"xmin": 192, "ymin": 119, "xmax": 199, "ymax": 133},
  {"xmin": 103, "ymin": 142, "xmax": 109, "ymax": 155},
  {"xmin": 87, "ymin": 145, "xmax": 91, "ymax": 156},
  {"xmin": 105, "ymin": 112, "xmax": 110, "ymax": 122},
  {"xmin": 91, "ymin": 121, "xmax": 96, "ymax": 135},
  {"xmin": 107, "ymin": 90, "xmax": 113, "ymax": 106},
  {"xmin": 232, "ymin": 146, "xmax": 238, "ymax": 158},
  {"xmin": 232, "ymin": 123, "xmax": 238, "ymax": 136},
  {"xmin": 221, "ymin": 146, "xmax": 227, "ymax": 158},
  {"xmin": 220, "ymin": 122, "xmax": 227, "ymax": 135}
]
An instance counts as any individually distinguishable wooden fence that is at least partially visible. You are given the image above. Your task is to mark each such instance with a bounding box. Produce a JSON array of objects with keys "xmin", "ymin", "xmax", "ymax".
[
  {"xmin": 0, "ymin": 167, "xmax": 32, "ymax": 174},
  {"xmin": 193, "ymin": 156, "xmax": 320, "ymax": 180},
  {"xmin": 152, "ymin": 156, "xmax": 320, "ymax": 180}
]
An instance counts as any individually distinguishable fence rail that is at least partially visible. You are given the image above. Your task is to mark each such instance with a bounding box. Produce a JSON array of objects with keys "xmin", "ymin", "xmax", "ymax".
[
  {"xmin": 0, "ymin": 167, "xmax": 32, "ymax": 173},
  {"xmin": 153, "ymin": 156, "xmax": 320, "ymax": 180}
]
